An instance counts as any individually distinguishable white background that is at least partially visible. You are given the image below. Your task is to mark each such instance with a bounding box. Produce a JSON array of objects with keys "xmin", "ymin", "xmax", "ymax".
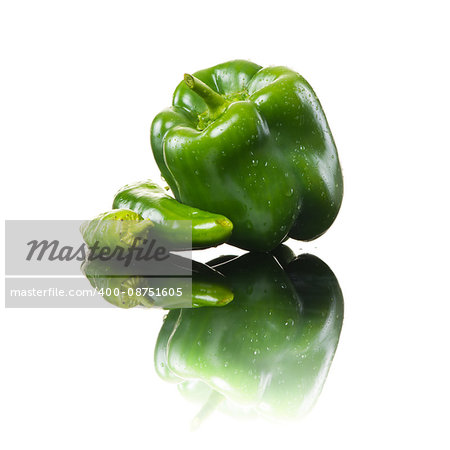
[{"xmin": 1, "ymin": 0, "xmax": 449, "ymax": 448}]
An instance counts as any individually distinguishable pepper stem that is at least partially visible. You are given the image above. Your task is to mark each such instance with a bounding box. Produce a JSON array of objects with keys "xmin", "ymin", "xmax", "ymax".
[
  {"xmin": 184, "ymin": 74, "xmax": 228, "ymax": 118},
  {"xmin": 190, "ymin": 390, "xmax": 224, "ymax": 431}
]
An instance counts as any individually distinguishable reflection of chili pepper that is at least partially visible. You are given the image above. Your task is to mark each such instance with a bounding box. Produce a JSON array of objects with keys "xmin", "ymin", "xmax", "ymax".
[
  {"xmin": 155, "ymin": 250, "xmax": 344, "ymax": 421},
  {"xmin": 81, "ymin": 255, "xmax": 234, "ymax": 309}
]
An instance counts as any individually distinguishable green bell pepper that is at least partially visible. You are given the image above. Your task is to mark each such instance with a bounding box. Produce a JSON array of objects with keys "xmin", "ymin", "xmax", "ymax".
[
  {"xmin": 113, "ymin": 180, "xmax": 233, "ymax": 249},
  {"xmin": 151, "ymin": 60, "xmax": 343, "ymax": 251},
  {"xmin": 154, "ymin": 250, "xmax": 344, "ymax": 421}
]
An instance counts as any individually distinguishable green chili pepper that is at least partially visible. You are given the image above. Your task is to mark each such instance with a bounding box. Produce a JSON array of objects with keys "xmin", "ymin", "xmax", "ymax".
[
  {"xmin": 113, "ymin": 180, "xmax": 233, "ymax": 250},
  {"xmin": 151, "ymin": 60, "xmax": 343, "ymax": 251},
  {"xmin": 154, "ymin": 250, "xmax": 344, "ymax": 421},
  {"xmin": 80, "ymin": 208, "xmax": 153, "ymax": 249}
]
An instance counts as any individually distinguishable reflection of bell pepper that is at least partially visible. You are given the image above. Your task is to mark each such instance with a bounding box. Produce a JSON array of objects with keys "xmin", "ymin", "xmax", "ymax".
[
  {"xmin": 151, "ymin": 60, "xmax": 343, "ymax": 251},
  {"xmin": 154, "ymin": 251, "xmax": 344, "ymax": 421}
]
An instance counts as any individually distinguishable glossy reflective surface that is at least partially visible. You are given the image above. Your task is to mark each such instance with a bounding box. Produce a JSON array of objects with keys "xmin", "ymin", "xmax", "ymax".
[
  {"xmin": 154, "ymin": 249, "xmax": 344, "ymax": 425},
  {"xmin": 82, "ymin": 246, "xmax": 343, "ymax": 425}
]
